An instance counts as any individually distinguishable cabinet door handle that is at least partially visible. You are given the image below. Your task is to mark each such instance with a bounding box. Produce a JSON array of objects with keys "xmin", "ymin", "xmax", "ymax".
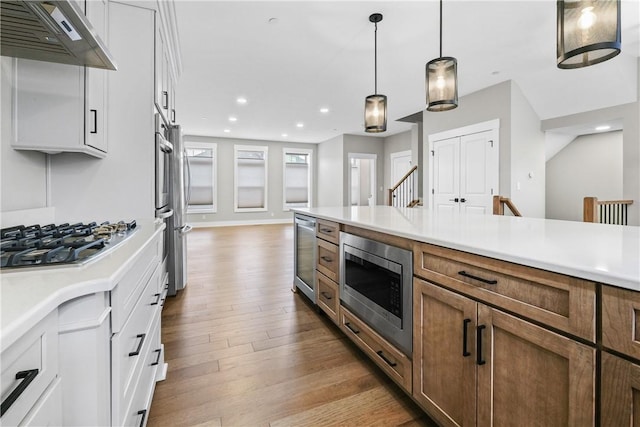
[
  {"xmin": 0, "ymin": 369, "xmax": 39, "ymax": 416},
  {"xmin": 151, "ymin": 348, "xmax": 162, "ymax": 366},
  {"xmin": 151, "ymin": 293, "xmax": 161, "ymax": 305},
  {"xmin": 320, "ymin": 291, "xmax": 332, "ymax": 300},
  {"xmin": 449, "ymin": 198, "xmax": 459, "ymax": 202},
  {"xmin": 344, "ymin": 322, "xmax": 360, "ymax": 335},
  {"xmin": 376, "ymin": 350, "xmax": 398, "ymax": 367},
  {"xmin": 460, "ymin": 198, "xmax": 467, "ymax": 203},
  {"xmin": 320, "ymin": 256, "xmax": 332, "ymax": 263},
  {"xmin": 476, "ymin": 325, "xmax": 486, "ymax": 366},
  {"xmin": 137, "ymin": 409, "xmax": 147, "ymax": 427},
  {"xmin": 162, "ymin": 91, "xmax": 168, "ymax": 109},
  {"xmin": 171, "ymin": 109, "xmax": 176, "ymax": 123},
  {"xmin": 129, "ymin": 333, "xmax": 146, "ymax": 357},
  {"xmin": 90, "ymin": 109, "xmax": 97, "ymax": 134},
  {"xmin": 462, "ymin": 318, "xmax": 472, "ymax": 357},
  {"xmin": 458, "ymin": 270, "xmax": 497, "ymax": 285},
  {"xmin": 160, "ymin": 297, "xmax": 166, "ymax": 307}
]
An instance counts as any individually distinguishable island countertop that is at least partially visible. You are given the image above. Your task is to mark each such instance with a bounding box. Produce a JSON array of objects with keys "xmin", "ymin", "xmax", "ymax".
[{"xmin": 293, "ymin": 206, "xmax": 640, "ymax": 292}]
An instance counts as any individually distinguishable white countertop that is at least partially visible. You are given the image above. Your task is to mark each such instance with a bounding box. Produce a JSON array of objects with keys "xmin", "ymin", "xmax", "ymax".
[
  {"xmin": 295, "ymin": 206, "xmax": 640, "ymax": 291},
  {"xmin": 0, "ymin": 219, "xmax": 165, "ymax": 351}
]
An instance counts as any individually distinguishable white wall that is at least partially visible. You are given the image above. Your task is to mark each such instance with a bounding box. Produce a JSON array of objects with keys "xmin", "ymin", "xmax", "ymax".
[
  {"xmin": 317, "ymin": 134, "xmax": 344, "ymax": 207},
  {"xmin": 510, "ymin": 81, "xmax": 546, "ymax": 218},
  {"xmin": 0, "ymin": 58, "xmax": 48, "ymax": 213},
  {"xmin": 546, "ymin": 131, "xmax": 623, "ymax": 222},
  {"xmin": 185, "ymin": 136, "xmax": 317, "ymax": 224}
]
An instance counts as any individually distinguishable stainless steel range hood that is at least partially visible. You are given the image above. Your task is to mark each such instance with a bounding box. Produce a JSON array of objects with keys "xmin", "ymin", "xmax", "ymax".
[{"xmin": 0, "ymin": 0, "xmax": 116, "ymax": 70}]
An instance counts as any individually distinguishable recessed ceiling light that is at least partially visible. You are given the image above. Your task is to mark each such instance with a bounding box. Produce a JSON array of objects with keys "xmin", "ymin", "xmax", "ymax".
[
  {"xmin": 296, "ymin": 123, "xmax": 304, "ymax": 128},
  {"xmin": 237, "ymin": 97, "xmax": 247, "ymax": 104},
  {"xmin": 595, "ymin": 125, "xmax": 611, "ymax": 131},
  {"xmin": 224, "ymin": 129, "xmax": 231, "ymax": 133},
  {"xmin": 282, "ymin": 133, "xmax": 288, "ymax": 138},
  {"xmin": 229, "ymin": 116, "xmax": 238, "ymax": 122},
  {"xmin": 491, "ymin": 70, "xmax": 500, "ymax": 75},
  {"xmin": 320, "ymin": 107, "xmax": 329, "ymax": 114}
]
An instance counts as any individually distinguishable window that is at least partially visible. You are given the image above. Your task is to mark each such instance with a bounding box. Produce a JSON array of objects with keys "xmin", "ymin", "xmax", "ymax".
[
  {"xmin": 283, "ymin": 148, "xmax": 312, "ymax": 210},
  {"xmin": 185, "ymin": 142, "xmax": 217, "ymax": 213},
  {"xmin": 234, "ymin": 145, "xmax": 268, "ymax": 212}
]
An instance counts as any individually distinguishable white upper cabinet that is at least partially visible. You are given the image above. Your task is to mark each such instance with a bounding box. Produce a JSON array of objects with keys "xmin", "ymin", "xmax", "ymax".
[
  {"xmin": 11, "ymin": 0, "xmax": 110, "ymax": 158},
  {"xmin": 155, "ymin": 11, "xmax": 178, "ymax": 125}
]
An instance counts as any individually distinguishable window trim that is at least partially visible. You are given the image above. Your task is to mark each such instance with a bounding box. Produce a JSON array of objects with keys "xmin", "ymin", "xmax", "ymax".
[
  {"xmin": 185, "ymin": 141, "xmax": 217, "ymax": 214},
  {"xmin": 282, "ymin": 147, "xmax": 313, "ymax": 211},
  {"xmin": 234, "ymin": 144, "xmax": 269, "ymax": 212}
]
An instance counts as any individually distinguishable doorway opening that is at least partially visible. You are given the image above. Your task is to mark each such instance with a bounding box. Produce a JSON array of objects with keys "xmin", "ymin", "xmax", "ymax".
[{"xmin": 348, "ymin": 153, "xmax": 377, "ymax": 207}]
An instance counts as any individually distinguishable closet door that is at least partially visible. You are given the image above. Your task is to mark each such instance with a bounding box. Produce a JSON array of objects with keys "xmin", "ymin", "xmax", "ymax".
[
  {"xmin": 459, "ymin": 130, "xmax": 497, "ymax": 214},
  {"xmin": 432, "ymin": 137, "xmax": 460, "ymax": 214}
]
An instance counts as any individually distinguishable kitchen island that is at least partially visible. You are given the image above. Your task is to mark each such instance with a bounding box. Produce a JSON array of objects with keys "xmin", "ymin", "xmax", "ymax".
[{"xmin": 294, "ymin": 205, "xmax": 640, "ymax": 426}]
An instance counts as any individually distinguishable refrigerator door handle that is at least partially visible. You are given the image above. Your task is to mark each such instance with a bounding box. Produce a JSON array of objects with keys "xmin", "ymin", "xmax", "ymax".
[
  {"xmin": 156, "ymin": 208, "xmax": 174, "ymax": 220},
  {"xmin": 177, "ymin": 224, "xmax": 192, "ymax": 235}
]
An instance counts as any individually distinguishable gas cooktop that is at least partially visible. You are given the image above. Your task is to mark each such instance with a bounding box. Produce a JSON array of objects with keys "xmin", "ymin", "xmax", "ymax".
[{"xmin": 0, "ymin": 220, "xmax": 137, "ymax": 270}]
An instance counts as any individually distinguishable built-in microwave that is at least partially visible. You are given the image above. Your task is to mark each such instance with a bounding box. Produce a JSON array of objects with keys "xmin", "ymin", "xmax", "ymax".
[{"xmin": 340, "ymin": 232, "xmax": 413, "ymax": 356}]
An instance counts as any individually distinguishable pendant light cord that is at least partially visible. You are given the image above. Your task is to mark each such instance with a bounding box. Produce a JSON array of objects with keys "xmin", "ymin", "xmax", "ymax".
[
  {"xmin": 374, "ymin": 21, "xmax": 378, "ymax": 94},
  {"xmin": 439, "ymin": 0, "xmax": 443, "ymax": 58}
]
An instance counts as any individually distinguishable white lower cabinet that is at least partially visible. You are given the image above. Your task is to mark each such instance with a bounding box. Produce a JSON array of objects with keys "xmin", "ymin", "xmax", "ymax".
[{"xmin": 0, "ymin": 311, "xmax": 60, "ymax": 427}]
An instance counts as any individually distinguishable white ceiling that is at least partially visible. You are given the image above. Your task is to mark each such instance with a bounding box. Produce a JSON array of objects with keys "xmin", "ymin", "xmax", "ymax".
[{"xmin": 173, "ymin": 0, "xmax": 640, "ymax": 143}]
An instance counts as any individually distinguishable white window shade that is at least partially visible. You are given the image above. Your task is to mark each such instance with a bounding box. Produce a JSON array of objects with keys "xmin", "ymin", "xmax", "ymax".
[
  {"xmin": 283, "ymin": 148, "xmax": 312, "ymax": 209},
  {"xmin": 185, "ymin": 144, "xmax": 216, "ymax": 213},
  {"xmin": 235, "ymin": 146, "xmax": 268, "ymax": 211}
]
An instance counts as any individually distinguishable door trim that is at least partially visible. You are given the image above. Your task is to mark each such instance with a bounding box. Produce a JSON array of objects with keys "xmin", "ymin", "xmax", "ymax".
[{"xmin": 347, "ymin": 152, "xmax": 377, "ymax": 207}]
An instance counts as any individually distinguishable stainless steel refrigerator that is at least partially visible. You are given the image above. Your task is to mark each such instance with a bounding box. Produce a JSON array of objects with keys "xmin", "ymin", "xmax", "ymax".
[{"xmin": 167, "ymin": 123, "xmax": 191, "ymax": 296}]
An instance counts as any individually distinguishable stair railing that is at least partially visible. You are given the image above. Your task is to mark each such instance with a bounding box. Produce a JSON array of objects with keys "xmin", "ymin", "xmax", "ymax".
[
  {"xmin": 492, "ymin": 195, "xmax": 522, "ymax": 217},
  {"xmin": 583, "ymin": 197, "xmax": 633, "ymax": 225},
  {"xmin": 388, "ymin": 165, "xmax": 419, "ymax": 208}
]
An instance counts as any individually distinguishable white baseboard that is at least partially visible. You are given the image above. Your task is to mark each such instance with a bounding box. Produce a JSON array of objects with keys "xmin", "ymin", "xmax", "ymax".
[{"xmin": 189, "ymin": 218, "xmax": 293, "ymax": 228}]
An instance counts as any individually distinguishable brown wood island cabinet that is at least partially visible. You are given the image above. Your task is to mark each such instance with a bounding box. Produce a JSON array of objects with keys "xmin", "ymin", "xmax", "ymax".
[
  {"xmin": 601, "ymin": 286, "xmax": 640, "ymax": 426},
  {"xmin": 412, "ymin": 242, "xmax": 596, "ymax": 426},
  {"xmin": 315, "ymin": 219, "xmax": 341, "ymax": 325}
]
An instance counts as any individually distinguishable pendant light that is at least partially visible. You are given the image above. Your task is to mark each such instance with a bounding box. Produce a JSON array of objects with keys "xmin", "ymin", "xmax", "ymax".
[
  {"xmin": 364, "ymin": 13, "xmax": 387, "ymax": 133},
  {"xmin": 557, "ymin": 0, "xmax": 621, "ymax": 69},
  {"xmin": 426, "ymin": 0, "xmax": 458, "ymax": 112}
]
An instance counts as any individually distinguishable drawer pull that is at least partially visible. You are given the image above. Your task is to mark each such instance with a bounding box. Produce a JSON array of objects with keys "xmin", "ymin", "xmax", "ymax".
[
  {"xmin": 476, "ymin": 325, "xmax": 486, "ymax": 366},
  {"xmin": 320, "ymin": 291, "xmax": 333, "ymax": 300},
  {"xmin": 162, "ymin": 90, "xmax": 168, "ymax": 109},
  {"xmin": 129, "ymin": 333, "xmax": 146, "ymax": 357},
  {"xmin": 137, "ymin": 409, "xmax": 147, "ymax": 427},
  {"xmin": 344, "ymin": 322, "xmax": 360, "ymax": 335},
  {"xmin": 319, "ymin": 227, "xmax": 334, "ymax": 234},
  {"xmin": 462, "ymin": 318, "xmax": 472, "ymax": 357},
  {"xmin": 458, "ymin": 270, "xmax": 497, "ymax": 285},
  {"xmin": 376, "ymin": 350, "xmax": 398, "ymax": 367},
  {"xmin": 90, "ymin": 109, "xmax": 98, "ymax": 134},
  {"xmin": 151, "ymin": 348, "xmax": 162, "ymax": 366},
  {"xmin": 151, "ymin": 293, "xmax": 161, "ymax": 305},
  {"xmin": 0, "ymin": 369, "xmax": 39, "ymax": 416},
  {"xmin": 161, "ymin": 298, "xmax": 166, "ymax": 307},
  {"xmin": 320, "ymin": 256, "xmax": 333, "ymax": 263}
]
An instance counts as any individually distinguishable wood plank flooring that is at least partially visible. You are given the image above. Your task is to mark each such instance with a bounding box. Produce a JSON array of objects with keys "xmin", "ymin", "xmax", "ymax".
[{"xmin": 148, "ymin": 224, "xmax": 435, "ymax": 427}]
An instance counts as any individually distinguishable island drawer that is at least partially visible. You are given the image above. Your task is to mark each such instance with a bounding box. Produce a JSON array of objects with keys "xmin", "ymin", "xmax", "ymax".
[
  {"xmin": 317, "ymin": 238, "xmax": 339, "ymax": 282},
  {"xmin": 413, "ymin": 242, "xmax": 596, "ymax": 342},
  {"xmin": 316, "ymin": 219, "xmax": 340, "ymax": 245},
  {"xmin": 316, "ymin": 272, "xmax": 340, "ymax": 325},
  {"xmin": 340, "ymin": 307, "xmax": 412, "ymax": 393},
  {"xmin": 603, "ymin": 285, "xmax": 640, "ymax": 360}
]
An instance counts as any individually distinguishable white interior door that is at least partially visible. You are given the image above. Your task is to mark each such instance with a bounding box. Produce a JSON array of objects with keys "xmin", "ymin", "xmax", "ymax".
[
  {"xmin": 432, "ymin": 137, "xmax": 460, "ymax": 214},
  {"xmin": 430, "ymin": 130, "xmax": 498, "ymax": 214},
  {"xmin": 460, "ymin": 131, "xmax": 497, "ymax": 214},
  {"xmin": 390, "ymin": 150, "xmax": 412, "ymax": 187}
]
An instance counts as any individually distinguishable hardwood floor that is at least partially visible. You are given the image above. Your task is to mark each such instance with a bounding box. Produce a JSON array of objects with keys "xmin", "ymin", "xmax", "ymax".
[{"xmin": 148, "ymin": 224, "xmax": 435, "ymax": 427}]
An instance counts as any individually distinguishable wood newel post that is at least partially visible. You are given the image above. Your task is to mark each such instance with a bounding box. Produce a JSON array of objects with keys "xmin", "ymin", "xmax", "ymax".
[
  {"xmin": 493, "ymin": 195, "xmax": 503, "ymax": 215},
  {"xmin": 388, "ymin": 189, "xmax": 393, "ymax": 206},
  {"xmin": 583, "ymin": 197, "xmax": 598, "ymax": 222}
]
